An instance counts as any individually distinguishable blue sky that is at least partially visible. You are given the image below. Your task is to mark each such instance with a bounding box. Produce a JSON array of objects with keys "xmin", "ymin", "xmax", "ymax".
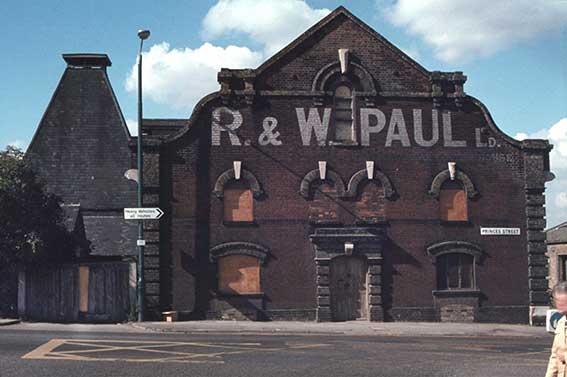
[{"xmin": 1, "ymin": 0, "xmax": 566, "ymax": 227}]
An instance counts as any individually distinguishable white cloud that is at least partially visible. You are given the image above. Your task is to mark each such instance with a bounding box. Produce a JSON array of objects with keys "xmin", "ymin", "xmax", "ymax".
[
  {"xmin": 516, "ymin": 118, "xmax": 567, "ymax": 227},
  {"xmin": 400, "ymin": 44, "xmax": 421, "ymax": 61},
  {"xmin": 125, "ymin": 1, "xmax": 330, "ymax": 111},
  {"xmin": 202, "ymin": 0, "xmax": 330, "ymax": 55},
  {"xmin": 125, "ymin": 118, "xmax": 138, "ymax": 137},
  {"xmin": 380, "ymin": 0, "xmax": 567, "ymax": 63},
  {"xmin": 556, "ymin": 192, "xmax": 567, "ymax": 209},
  {"xmin": 126, "ymin": 42, "xmax": 263, "ymax": 110},
  {"xmin": 6, "ymin": 140, "xmax": 27, "ymax": 151}
]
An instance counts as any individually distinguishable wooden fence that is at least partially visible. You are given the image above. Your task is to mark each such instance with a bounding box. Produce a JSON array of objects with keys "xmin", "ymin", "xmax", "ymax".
[
  {"xmin": 19, "ymin": 262, "xmax": 133, "ymax": 323},
  {"xmin": 0, "ymin": 265, "xmax": 18, "ymax": 317}
]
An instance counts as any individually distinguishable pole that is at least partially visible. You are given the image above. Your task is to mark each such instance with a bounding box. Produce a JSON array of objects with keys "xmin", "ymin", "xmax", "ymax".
[{"xmin": 137, "ymin": 37, "xmax": 145, "ymax": 322}]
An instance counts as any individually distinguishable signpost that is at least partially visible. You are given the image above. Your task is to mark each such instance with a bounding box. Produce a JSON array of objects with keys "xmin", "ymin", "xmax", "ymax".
[{"xmin": 124, "ymin": 208, "xmax": 164, "ymax": 220}]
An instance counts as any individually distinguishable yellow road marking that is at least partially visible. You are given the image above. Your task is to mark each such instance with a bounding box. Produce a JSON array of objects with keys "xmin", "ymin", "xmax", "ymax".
[{"xmin": 22, "ymin": 338, "xmax": 328, "ymax": 364}]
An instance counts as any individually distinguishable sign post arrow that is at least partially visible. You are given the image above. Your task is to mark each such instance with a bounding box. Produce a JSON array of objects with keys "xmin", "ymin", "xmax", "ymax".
[{"xmin": 124, "ymin": 207, "xmax": 164, "ymax": 220}]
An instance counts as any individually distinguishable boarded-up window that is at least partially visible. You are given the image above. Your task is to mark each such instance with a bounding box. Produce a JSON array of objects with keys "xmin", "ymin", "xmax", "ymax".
[
  {"xmin": 334, "ymin": 85, "xmax": 354, "ymax": 142},
  {"xmin": 308, "ymin": 182, "xmax": 338, "ymax": 222},
  {"xmin": 218, "ymin": 255, "xmax": 260, "ymax": 294},
  {"xmin": 224, "ymin": 181, "xmax": 253, "ymax": 222},
  {"xmin": 355, "ymin": 181, "xmax": 386, "ymax": 223},
  {"xmin": 440, "ymin": 181, "xmax": 467, "ymax": 221},
  {"xmin": 437, "ymin": 253, "xmax": 474, "ymax": 289}
]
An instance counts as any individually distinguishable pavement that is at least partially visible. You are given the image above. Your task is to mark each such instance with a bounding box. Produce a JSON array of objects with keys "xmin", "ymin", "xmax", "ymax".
[
  {"xmin": 132, "ymin": 319, "xmax": 552, "ymax": 338},
  {"xmin": 0, "ymin": 318, "xmax": 20, "ymax": 326},
  {"xmin": 1, "ymin": 318, "xmax": 552, "ymax": 338}
]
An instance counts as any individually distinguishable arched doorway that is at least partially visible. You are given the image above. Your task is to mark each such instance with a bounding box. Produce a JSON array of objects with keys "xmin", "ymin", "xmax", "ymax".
[{"xmin": 330, "ymin": 255, "xmax": 367, "ymax": 321}]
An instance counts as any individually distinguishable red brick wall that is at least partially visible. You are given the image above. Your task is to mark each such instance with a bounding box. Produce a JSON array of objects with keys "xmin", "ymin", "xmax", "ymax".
[{"xmin": 158, "ymin": 16, "xmax": 530, "ymax": 316}]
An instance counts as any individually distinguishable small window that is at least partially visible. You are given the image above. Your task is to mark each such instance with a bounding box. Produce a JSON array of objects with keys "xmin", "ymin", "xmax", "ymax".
[
  {"xmin": 560, "ymin": 255, "xmax": 567, "ymax": 282},
  {"xmin": 437, "ymin": 253, "xmax": 474, "ymax": 289},
  {"xmin": 224, "ymin": 181, "xmax": 253, "ymax": 222},
  {"xmin": 218, "ymin": 255, "xmax": 260, "ymax": 294},
  {"xmin": 440, "ymin": 180, "xmax": 467, "ymax": 221},
  {"xmin": 333, "ymin": 85, "xmax": 355, "ymax": 142}
]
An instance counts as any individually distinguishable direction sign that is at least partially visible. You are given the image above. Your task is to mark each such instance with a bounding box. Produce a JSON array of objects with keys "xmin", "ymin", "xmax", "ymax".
[{"xmin": 124, "ymin": 207, "xmax": 164, "ymax": 220}]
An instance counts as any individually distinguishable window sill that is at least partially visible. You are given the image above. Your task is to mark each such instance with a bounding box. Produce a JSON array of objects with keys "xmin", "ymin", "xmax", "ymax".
[
  {"xmin": 223, "ymin": 220, "xmax": 258, "ymax": 227},
  {"xmin": 354, "ymin": 219, "xmax": 389, "ymax": 227},
  {"xmin": 432, "ymin": 289, "xmax": 481, "ymax": 298},
  {"xmin": 216, "ymin": 292, "xmax": 265, "ymax": 299},
  {"xmin": 309, "ymin": 219, "xmax": 342, "ymax": 226},
  {"xmin": 328, "ymin": 140, "xmax": 360, "ymax": 148},
  {"xmin": 439, "ymin": 220, "xmax": 472, "ymax": 226}
]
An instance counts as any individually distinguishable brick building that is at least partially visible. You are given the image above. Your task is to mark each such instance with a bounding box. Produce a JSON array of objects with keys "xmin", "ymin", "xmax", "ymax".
[
  {"xmin": 547, "ymin": 222, "xmax": 567, "ymax": 291},
  {"xmin": 29, "ymin": 7, "xmax": 553, "ymax": 323}
]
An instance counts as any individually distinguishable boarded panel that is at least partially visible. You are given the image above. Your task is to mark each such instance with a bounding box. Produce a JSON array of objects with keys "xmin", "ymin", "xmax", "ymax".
[
  {"xmin": 79, "ymin": 266, "xmax": 89, "ymax": 313},
  {"xmin": 219, "ymin": 255, "xmax": 260, "ymax": 294},
  {"xmin": 224, "ymin": 187, "xmax": 253, "ymax": 222},
  {"xmin": 23, "ymin": 262, "xmax": 129, "ymax": 323},
  {"xmin": 440, "ymin": 189, "xmax": 467, "ymax": 221}
]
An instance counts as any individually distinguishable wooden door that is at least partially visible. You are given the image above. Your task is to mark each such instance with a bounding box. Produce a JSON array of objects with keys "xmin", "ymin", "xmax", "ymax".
[{"xmin": 330, "ymin": 256, "xmax": 367, "ymax": 321}]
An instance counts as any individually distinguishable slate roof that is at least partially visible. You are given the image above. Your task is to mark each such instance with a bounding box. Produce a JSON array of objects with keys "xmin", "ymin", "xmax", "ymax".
[
  {"xmin": 142, "ymin": 119, "xmax": 187, "ymax": 140},
  {"xmin": 27, "ymin": 54, "xmax": 136, "ymax": 210},
  {"xmin": 82, "ymin": 213, "xmax": 137, "ymax": 257},
  {"xmin": 547, "ymin": 222, "xmax": 567, "ymax": 245},
  {"xmin": 27, "ymin": 54, "xmax": 137, "ymax": 258}
]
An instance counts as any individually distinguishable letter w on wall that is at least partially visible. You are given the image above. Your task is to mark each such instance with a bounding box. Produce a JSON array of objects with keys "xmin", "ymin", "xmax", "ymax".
[{"xmin": 296, "ymin": 108, "xmax": 331, "ymax": 146}]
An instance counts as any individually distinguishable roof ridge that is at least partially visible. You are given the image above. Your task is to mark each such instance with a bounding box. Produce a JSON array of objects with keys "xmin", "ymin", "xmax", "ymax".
[{"xmin": 255, "ymin": 6, "xmax": 429, "ymax": 78}]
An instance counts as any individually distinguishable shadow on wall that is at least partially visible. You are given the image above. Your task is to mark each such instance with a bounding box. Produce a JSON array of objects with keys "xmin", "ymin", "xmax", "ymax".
[
  {"xmin": 382, "ymin": 237, "xmax": 420, "ymax": 321},
  {"xmin": 194, "ymin": 116, "xmax": 212, "ymax": 318}
]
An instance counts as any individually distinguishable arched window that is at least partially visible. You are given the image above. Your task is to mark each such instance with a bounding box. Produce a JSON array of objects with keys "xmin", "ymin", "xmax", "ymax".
[
  {"xmin": 429, "ymin": 167, "xmax": 478, "ymax": 222},
  {"xmin": 308, "ymin": 181, "xmax": 339, "ymax": 223},
  {"xmin": 223, "ymin": 180, "xmax": 253, "ymax": 222},
  {"xmin": 439, "ymin": 180, "xmax": 467, "ymax": 221},
  {"xmin": 218, "ymin": 255, "xmax": 260, "ymax": 294},
  {"xmin": 210, "ymin": 242, "xmax": 269, "ymax": 295},
  {"xmin": 213, "ymin": 166, "xmax": 263, "ymax": 223},
  {"xmin": 354, "ymin": 181, "xmax": 386, "ymax": 223},
  {"xmin": 436, "ymin": 253, "xmax": 474, "ymax": 290},
  {"xmin": 427, "ymin": 241, "xmax": 481, "ymax": 291},
  {"xmin": 333, "ymin": 85, "xmax": 355, "ymax": 142}
]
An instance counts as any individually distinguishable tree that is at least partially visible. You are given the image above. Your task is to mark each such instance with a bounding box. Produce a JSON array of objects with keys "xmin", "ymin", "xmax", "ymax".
[{"xmin": 0, "ymin": 146, "xmax": 74, "ymax": 265}]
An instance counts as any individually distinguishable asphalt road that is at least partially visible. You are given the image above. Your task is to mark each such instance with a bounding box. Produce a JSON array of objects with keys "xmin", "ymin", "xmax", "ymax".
[{"xmin": 0, "ymin": 329, "xmax": 552, "ymax": 377}]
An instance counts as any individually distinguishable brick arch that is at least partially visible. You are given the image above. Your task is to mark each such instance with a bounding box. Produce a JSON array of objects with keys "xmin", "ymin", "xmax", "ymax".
[
  {"xmin": 299, "ymin": 169, "xmax": 346, "ymax": 199},
  {"xmin": 210, "ymin": 242, "xmax": 270, "ymax": 266},
  {"xmin": 346, "ymin": 169, "xmax": 397, "ymax": 199},
  {"xmin": 212, "ymin": 168, "xmax": 263, "ymax": 199},
  {"xmin": 312, "ymin": 62, "xmax": 377, "ymax": 93},
  {"xmin": 427, "ymin": 241, "xmax": 482, "ymax": 259},
  {"xmin": 428, "ymin": 170, "xmax": 478, "ymax": 199}
]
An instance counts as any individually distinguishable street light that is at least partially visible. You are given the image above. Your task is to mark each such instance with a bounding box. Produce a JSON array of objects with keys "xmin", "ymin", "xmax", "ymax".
[{"xmin": 137, "ymin": 29, "xmax": 150, "ymax": 322}]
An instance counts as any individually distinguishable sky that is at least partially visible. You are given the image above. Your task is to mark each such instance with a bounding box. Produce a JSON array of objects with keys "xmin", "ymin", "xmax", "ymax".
[{"xmin": 1, "ymin": 0, "xmax": 566, "ymax": 228}]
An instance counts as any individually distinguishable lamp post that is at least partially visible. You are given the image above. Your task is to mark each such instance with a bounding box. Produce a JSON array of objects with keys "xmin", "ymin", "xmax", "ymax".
[{"xmin": 137, "ymin": 29, "xmax": 150, "ymax": 322}]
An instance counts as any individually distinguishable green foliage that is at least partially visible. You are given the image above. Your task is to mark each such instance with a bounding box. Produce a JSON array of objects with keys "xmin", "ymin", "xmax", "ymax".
[{"xmin": 0, "ymin": 146, "xmax": 75, "ymax": 265}]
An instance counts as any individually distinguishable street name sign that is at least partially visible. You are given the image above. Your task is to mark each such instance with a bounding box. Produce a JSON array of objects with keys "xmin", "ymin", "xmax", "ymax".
[
  {"xmin": 124, "ymin": 207, "xmax": 164, "ymax": 220},
  {"xmin": 480, "ymin": 227, "xmax": 520, "ymax": 236}
]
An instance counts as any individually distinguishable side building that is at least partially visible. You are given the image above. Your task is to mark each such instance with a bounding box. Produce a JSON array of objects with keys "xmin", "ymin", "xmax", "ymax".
[
  {"xmin": 547, "ymin": 222, "xmax": 567, "ymax": 291},
  {"xmin": 24, "ymin": 54, "xmax": 137, "ymax": 322}
]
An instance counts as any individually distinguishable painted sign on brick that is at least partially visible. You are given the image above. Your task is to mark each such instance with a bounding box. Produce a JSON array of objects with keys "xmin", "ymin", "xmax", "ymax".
[{"xmin": 211, "ymin": 107, "xmax": 497, "ymax": 148}]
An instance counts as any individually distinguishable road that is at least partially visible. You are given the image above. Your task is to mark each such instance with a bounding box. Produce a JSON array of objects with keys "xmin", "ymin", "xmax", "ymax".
[{"xmin": 0, "ymin": 328, "xmax": 552, "ymax": 377}]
